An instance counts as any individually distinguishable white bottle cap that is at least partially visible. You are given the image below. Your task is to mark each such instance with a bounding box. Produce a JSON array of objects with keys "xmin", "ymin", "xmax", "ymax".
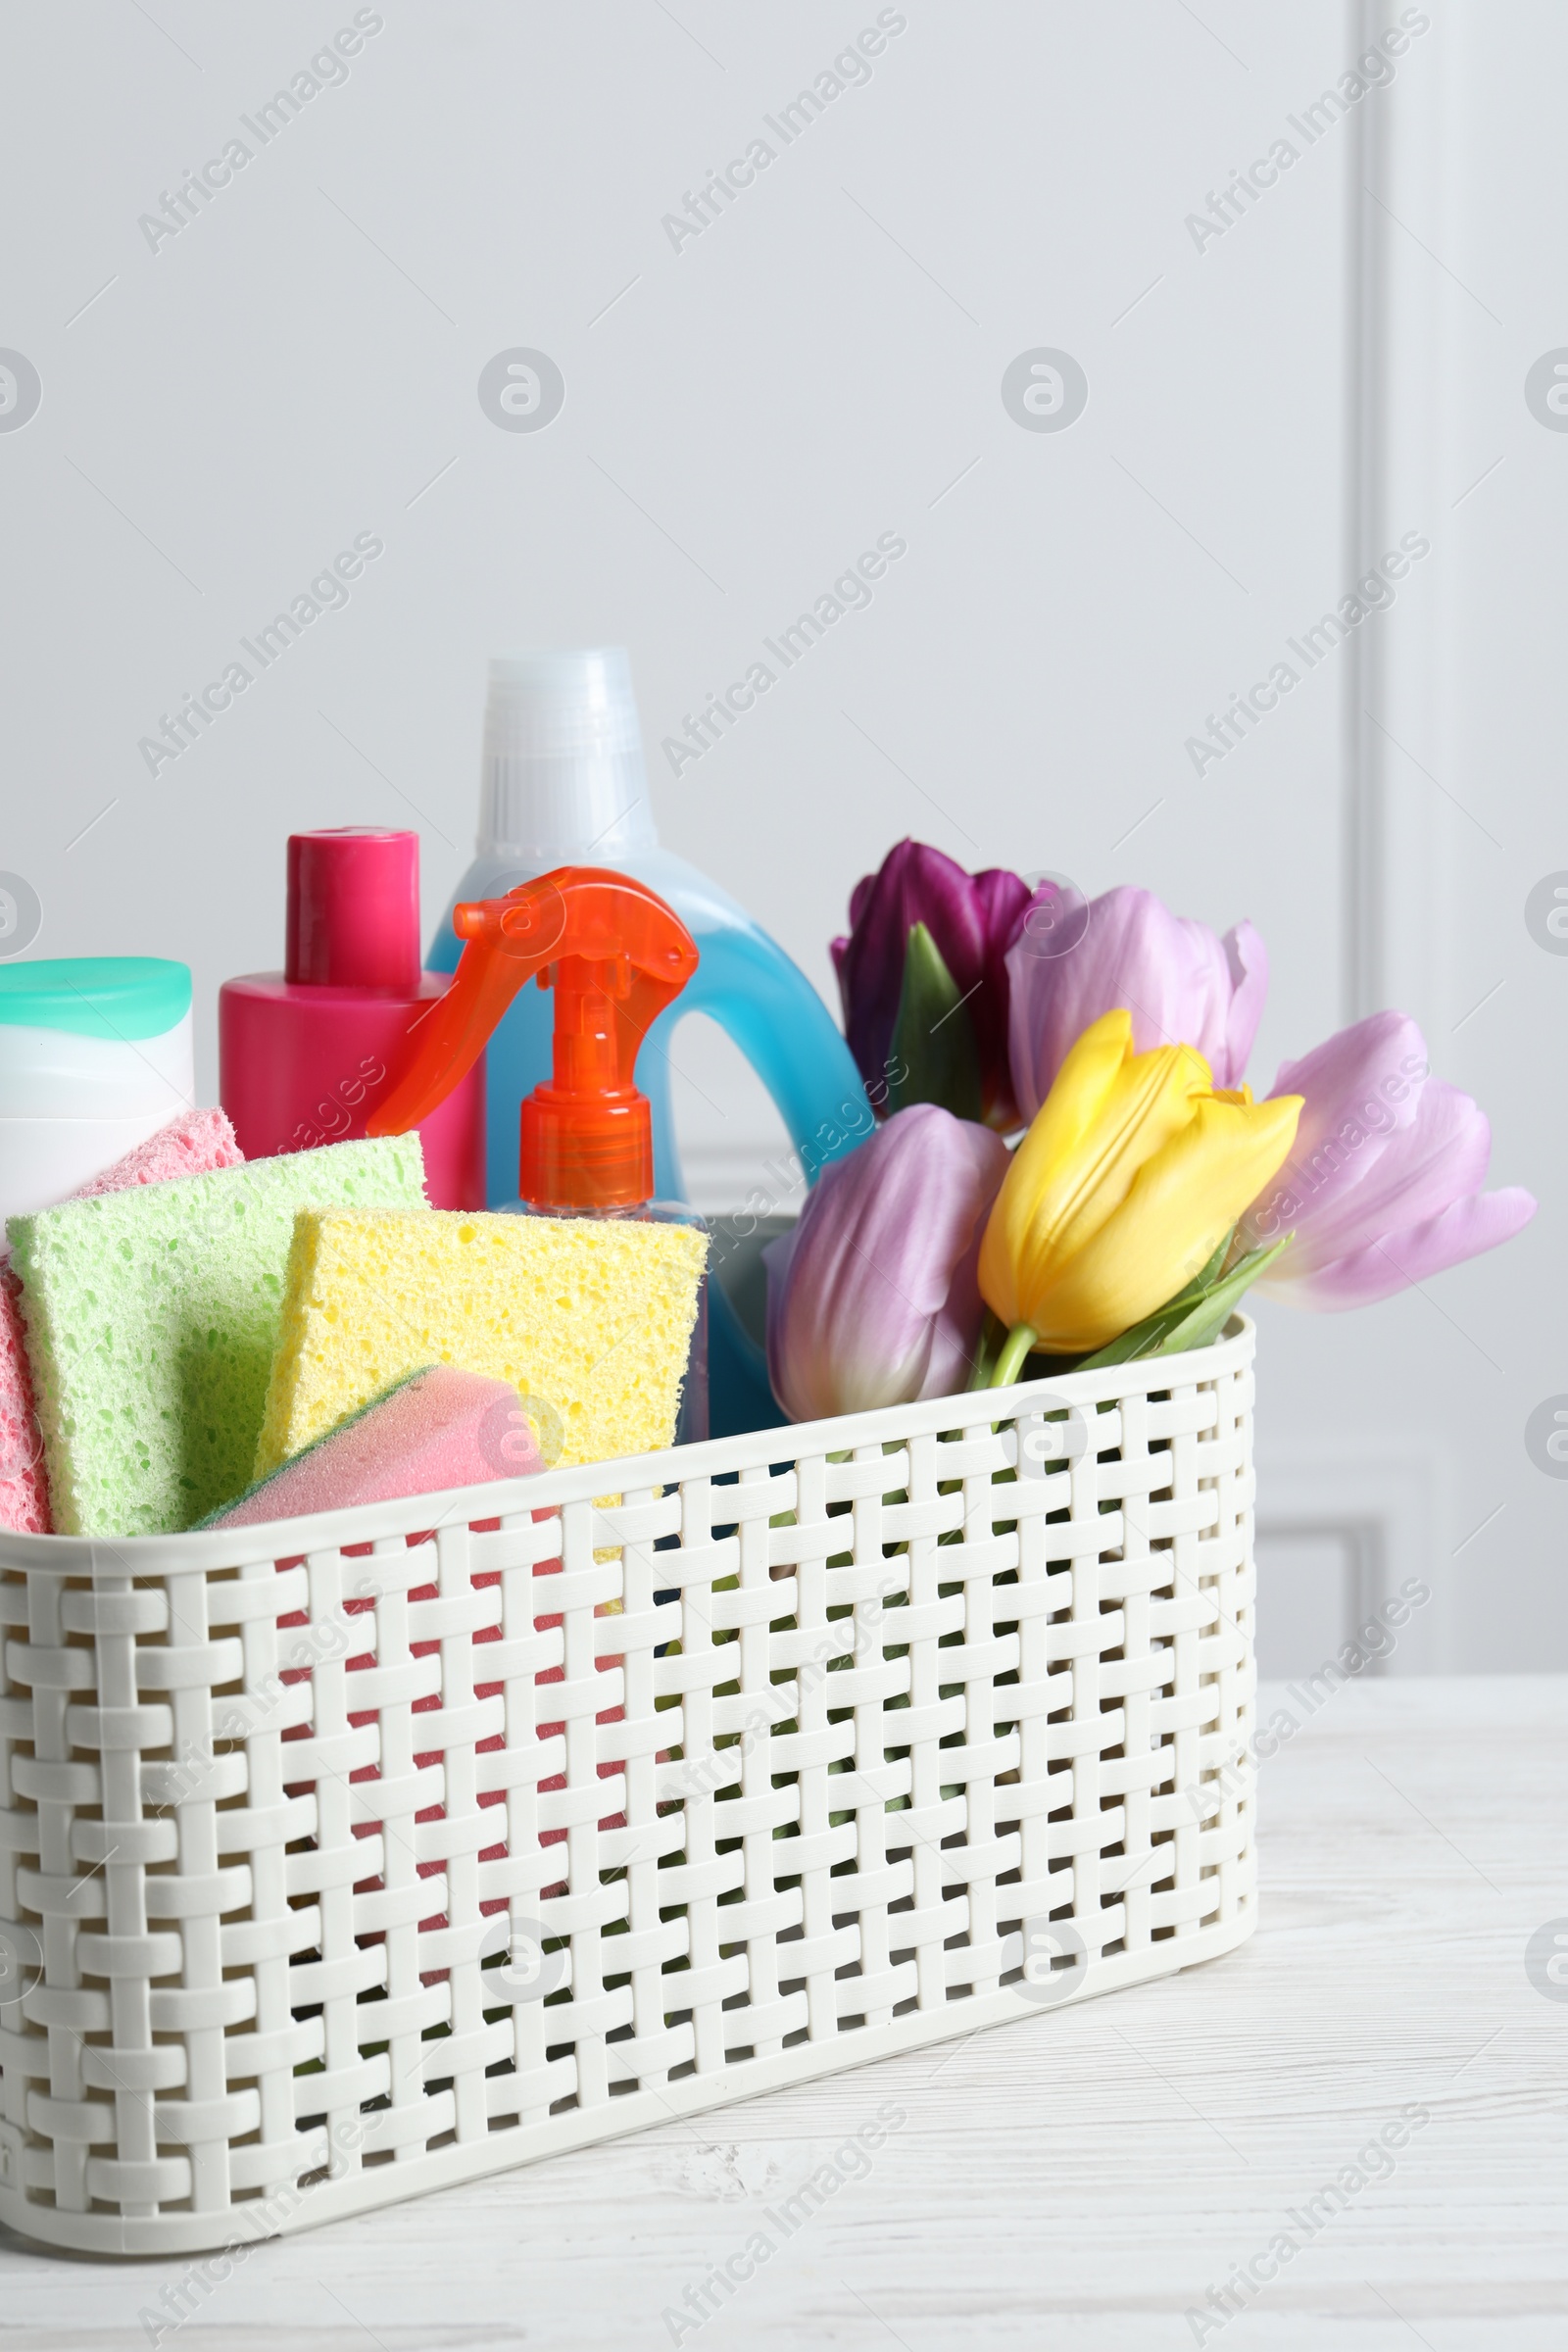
[{"xmin": 478, "ymin": 649, "xmax": 660, "ymax": 863}]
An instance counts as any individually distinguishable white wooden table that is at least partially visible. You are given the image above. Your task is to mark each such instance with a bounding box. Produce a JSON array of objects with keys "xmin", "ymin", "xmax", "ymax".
[{"xmin": 3, "ymin": 1677, "xmax": 1564, "ymax": 2351}]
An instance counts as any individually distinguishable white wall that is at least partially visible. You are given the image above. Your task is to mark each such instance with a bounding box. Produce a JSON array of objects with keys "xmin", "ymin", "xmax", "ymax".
[
  {"xmin": 0, "ymin": 1, "xmax": 1554, "ymax": 1664},
  {"xmin": 1250, "ymin": 0, "xmax": 1566, "ymax": 1675}
]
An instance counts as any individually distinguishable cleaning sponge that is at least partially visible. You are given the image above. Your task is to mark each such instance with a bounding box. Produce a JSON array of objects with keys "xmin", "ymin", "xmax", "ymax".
[
  {"xmin": 0, "ymin": 1106, "xmax": 244, "ymax": 1535},
  {"xmin": 8, "ymin": 1135, "xmax": 427, "ymax": 1537},
  {"xmin": 201, "ymin": 1365, "xmax": 540, "ymax": 1529},
  {"xmin": 69, "ymin": 1103, "xmax": 245, "ymax": 1202},
  {"xmin": 256, "ymin": 1206, "xmax": 707, "ymax": 1477}
]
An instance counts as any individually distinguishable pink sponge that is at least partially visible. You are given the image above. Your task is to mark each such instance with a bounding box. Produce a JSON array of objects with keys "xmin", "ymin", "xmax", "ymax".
[
  {"xmin": 0, "ymin": 1106, "xmax": 243, "ymax": 1534},
  {"xmin": 71, "ymin": 1103, "xmax": 243, "ymax": 1200},
  {"xmin": 200, "ymin": 1366, "xmax": 544, "ymax": 1531}
]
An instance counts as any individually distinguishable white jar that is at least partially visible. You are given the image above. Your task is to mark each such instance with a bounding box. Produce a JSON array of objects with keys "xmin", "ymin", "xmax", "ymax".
[{"xmin": 0, "ymin": 958, "xmax": 194, "ymax": 1230}]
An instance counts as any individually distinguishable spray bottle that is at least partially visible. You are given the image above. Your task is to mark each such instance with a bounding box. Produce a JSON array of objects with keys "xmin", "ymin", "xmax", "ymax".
[
  {"xmin": 370, "ymin": 866, "xmax": 710, "ymax": 1441},
  {"xmin": 427, "ymin": 652, "xmax": 873, "ymax": 1433}
]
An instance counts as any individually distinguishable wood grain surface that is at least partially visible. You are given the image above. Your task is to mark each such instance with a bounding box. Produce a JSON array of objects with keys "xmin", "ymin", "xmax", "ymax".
[{"xmin": 2, "ymin": 1676, "xmax": 1563, "ymax": 2351}]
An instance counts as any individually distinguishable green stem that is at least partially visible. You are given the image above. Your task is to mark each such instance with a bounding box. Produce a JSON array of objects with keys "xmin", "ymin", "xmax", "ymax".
[
  {"xmin": 989, "ymin": 1322, "xmax": 1039, "ymax": 1390},
  {"xmin": 965, "ymin": 1308, "xmax": 1003, "ymax": 1391}
]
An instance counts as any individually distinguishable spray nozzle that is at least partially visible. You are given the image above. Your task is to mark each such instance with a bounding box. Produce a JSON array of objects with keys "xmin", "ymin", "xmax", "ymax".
[{"xmin": 368, "ymin": 865, "xmax": 698, "ymax": 1209}]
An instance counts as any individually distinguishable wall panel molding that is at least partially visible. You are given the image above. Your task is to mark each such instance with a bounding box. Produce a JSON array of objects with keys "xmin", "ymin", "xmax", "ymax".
[{"xmin": 1255, "ymin": 1438, "xmax": 1453, "ymax": 1674}]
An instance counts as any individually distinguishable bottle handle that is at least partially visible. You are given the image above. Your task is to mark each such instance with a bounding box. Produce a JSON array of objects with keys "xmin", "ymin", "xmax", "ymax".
[{"xmin": 646, "ymin": 925, "xmax": 871, "ymax": 1190}]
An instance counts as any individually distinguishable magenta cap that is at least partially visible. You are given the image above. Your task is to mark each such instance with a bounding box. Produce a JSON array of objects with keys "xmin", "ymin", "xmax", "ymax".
[{"xmin": 285, "ymin": 828, "xmax": 420, "ymax": 992}]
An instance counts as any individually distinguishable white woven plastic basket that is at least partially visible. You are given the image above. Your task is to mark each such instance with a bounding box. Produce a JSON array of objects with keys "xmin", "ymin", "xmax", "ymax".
[{"xmin": 0, "ymin": 1317, "xmax": 1258, "ymax": 2257}]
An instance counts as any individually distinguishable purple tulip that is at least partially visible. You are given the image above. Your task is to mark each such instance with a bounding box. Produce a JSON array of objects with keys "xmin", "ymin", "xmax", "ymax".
[
  {"xmin": 1240, "ymin": 1010, "xmax": 1536, "ymax": 1307},
  {"xmin": 831, "ymin": 839, "xmax": 1034, "ymax": 1128},
  {"xmin": 765, "ymin": 1103, "xmax": 1010, "ymax": 1419},
  {"xmin": 1006, "ymin": 884, "xmax": 1268, "ymax": 1121}
]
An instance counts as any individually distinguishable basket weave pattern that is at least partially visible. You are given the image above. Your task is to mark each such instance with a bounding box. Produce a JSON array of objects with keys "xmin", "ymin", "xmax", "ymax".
[{"xmin": 0, "ymin": 1325, "xmax": 1258, "ymax": 2254}]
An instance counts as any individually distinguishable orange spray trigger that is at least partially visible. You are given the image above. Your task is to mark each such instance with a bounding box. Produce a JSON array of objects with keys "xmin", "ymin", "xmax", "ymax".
[{"xmin": 368, "ymin": 866, "xmax": 698, "ymax": 1210}]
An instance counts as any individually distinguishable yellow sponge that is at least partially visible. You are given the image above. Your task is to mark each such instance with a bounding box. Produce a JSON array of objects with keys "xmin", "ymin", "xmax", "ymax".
[{"xmin": 256, "ymin": 1207, "xmax": 707, "ymax": 1479}]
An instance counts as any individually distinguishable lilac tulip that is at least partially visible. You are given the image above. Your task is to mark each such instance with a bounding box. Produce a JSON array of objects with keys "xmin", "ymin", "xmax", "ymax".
[
  {"xmin": 1239, "ymin": 1010, "xmax": 1536, "ymax": 1307},
  {"xmin": 1007, "ymin": 884, "xmax": 1268, "ymax": 1121},
  {"xmin": 831, "ymin": 840, "xmax": 1034, "ymax": 1128},
  {"xmin": 765, "ymin": 1103, "xmax": 1010, "ymax": 1419}
]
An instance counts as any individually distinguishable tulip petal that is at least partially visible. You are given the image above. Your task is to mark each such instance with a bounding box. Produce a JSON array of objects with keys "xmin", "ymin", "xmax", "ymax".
[
  {"xmin": 971, "ymin": 866, "xmax": 1033, "ymax": 1126},
  {"xmin": 1219, "ymin": 920, "xmax": 1268, "ymax": 1090},
  {"xmin": 1268, "ymin": 1009, "xmax": 1428, "ymax": 1158},
  {"xmin": 1022, "ymin": 1088, "xmax": 1301, "ymax": 1354},
  {"xmin": 765, "ymin": 1103, "xmax": 1009, "ymax": 1419},
  {"xmin": 834, "ymin": 840, "xmax": 1030, "ymax": 1126},
  {"xmin": 981, "ymin": 1009, "xmax": 1174, "ymax": 1326},
  {"xmin": 834, "ymin": 841, "xmax": 966, "ymax": 1089},
  {"xmin": 1005, "ymin": 909, "xmax": 1052, "ymax": 1125},
  {"xmin": 1260, "ymin": 1186, "xmax": 1537, "ymax": 1309},
  {"xmin": 1261, "ymin": 1079, "xmax": 1494, "ymax": 1276},
  {"xmin": 1007, "ymin": 885, "xmax": 1268, "ymax": 1118},
  {"xmin": 981, "ymin": 1009, "xmax": 1257, "ymax": 1345},
  {"xmin": 1038, "ymin": 1040, "xmax": 1214, "ymax": 1269},
  {"xmin": 1240, "ymin": 1010, "xmax": 1430, "ymax": 1254},
  {"xmin": 1247, "ymin": 1007, "xmax": 1536, "ymax": 1312},
  {"xmin": 925, "ymin": 1216, "xmax": 994, "ymax": 1398}
]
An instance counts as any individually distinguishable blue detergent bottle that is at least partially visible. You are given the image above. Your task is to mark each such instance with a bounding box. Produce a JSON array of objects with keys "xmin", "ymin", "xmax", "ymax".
[{"xmin": 427, "ymin": 650, "xmax": 870, "ymax": 1435}]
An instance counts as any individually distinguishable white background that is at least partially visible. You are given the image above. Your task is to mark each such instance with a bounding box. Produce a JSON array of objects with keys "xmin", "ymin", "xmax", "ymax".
[{"xmin": 0, "ymin": 0, "xmax": 1558, "ymax": 1671}]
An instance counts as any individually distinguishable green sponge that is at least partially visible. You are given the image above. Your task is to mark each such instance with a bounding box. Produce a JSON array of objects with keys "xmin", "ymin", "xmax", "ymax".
[{"xmin": 7, "ymin": 1137, "xmax": 428, "ymax": 1537}]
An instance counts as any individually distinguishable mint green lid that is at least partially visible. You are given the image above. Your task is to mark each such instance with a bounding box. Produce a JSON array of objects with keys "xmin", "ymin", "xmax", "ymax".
[{"xmin": 0, "ymin": 957, "xmax": 191, "ymax": 1040}]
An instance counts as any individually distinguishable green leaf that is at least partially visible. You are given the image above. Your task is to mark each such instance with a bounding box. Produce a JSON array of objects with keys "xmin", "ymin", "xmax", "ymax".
[
  {"xmin": 1146, "ymin": 1233, "xmax": 1293, "ymax": 1356},
  {"xmin": 1072, "ymin": 1226, "xmax": 1280, "ymax": 1372},
  {"xmin": 887, "ymin": 921, "xmax": 984, "ymax": 1123},
  {"xmin": 1160, "ymin": 1227, "xmax": 1235, "ymax": 1311},
  {"xmin": 1073, "ymin": 1298, "xmax": 1198, "ymax": 1371}
]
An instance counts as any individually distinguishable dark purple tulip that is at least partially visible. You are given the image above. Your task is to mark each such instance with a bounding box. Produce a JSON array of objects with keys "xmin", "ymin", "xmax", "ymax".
[{"xmin": 831, "ymin": 839, "xmax": 1034, "ymax": 1128}]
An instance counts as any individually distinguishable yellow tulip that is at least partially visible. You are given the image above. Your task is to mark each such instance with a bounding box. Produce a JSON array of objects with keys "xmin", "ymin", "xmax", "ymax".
[{"xmin": 978, "ymin": 1007, "xmax": 1301, "ymax": 1367}]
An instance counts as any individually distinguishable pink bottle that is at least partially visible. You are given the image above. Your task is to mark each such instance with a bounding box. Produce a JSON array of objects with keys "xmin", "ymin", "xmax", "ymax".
[{"xmin": 220, "ymin": 827, "xmax": 484, "ymax": 1209}]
